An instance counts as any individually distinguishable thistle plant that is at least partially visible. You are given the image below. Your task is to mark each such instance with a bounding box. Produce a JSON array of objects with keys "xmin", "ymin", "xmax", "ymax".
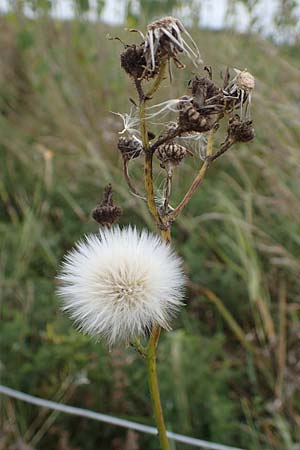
[{"xmin": 58, "ymin": 16, "xmax": 255, "ymax": 450}]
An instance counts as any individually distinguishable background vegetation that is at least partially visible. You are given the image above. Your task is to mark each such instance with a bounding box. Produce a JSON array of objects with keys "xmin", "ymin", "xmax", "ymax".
[{"xmin": 1, "ymin": 2, "xmax": 300, "ymax": 449}]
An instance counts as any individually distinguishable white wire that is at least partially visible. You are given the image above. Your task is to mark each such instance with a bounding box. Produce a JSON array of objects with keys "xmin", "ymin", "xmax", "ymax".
[{"xmin": 0, "ymin": 385, "xmax": 245, "ymax": 450}]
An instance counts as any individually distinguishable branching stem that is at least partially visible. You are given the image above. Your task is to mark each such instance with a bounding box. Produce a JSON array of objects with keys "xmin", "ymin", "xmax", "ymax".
[
  {"xmin": 139, "ymin": 63, "xmax": 167, "ymax": 229},
  {"xmin": 169, "ymin": 128, "xmax": 215, "ymax": 220},
  {"xmin": 123, "ymin": 159, "xmax": 146, "ymax": 200},
  {"xmin": 164, "ymin": 170, "xmax": 173, "ymax": 214}
]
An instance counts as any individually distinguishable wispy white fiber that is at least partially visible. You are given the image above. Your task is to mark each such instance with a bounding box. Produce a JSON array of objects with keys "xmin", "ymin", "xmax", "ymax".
[{"xmin": 58, "ymin": 226, "xmax": 185, "ymax": 345}]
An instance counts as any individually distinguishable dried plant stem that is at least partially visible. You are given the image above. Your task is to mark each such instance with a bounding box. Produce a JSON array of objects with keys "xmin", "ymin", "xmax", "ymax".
[
  {"xmin": 147, "ymin": 325, "xmax": 170, "ymax": 450},
  {"xmin": 164, "ymin": 170, "xmax": 173, "ymax": 214},
  {"xmin": 144, "ymin": 151, "xmax": 163, "ymax": 225},
  {"xmin": 208, "ymin": 136, "xmax": 235, "ymax": 162},
  {"xmin": 123, "ymin": 159, "xmax": 145, "ymax": 200},
  {"xmin": 138, "ymin": 64, "xmax": 172, "ymax": 450},
  {"xmin": 139, "ymin": 63, "xmax": 167, "ymax": 229},
  {"xmin": 170, "ymin": 128, "xmax": 215, "ymax": 220}
]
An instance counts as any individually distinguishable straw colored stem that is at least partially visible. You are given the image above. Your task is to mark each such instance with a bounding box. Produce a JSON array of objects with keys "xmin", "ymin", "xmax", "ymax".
[
  {"xmin": 139, "ymin": 63, "xmax": 167, "ymax": 229},
  {"xmin": 123, "ymin": 159, "xmax": 145, "ymax": 200},
  {"xmin": 170, "ymin": 128, "xmax": 215, "ymax": 220}
]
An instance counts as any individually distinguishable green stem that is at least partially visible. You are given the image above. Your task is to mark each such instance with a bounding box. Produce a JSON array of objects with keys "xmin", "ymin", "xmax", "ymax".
[{"xmin": 147, "ymin": 326, "xmax": 170, "ymax": 450}]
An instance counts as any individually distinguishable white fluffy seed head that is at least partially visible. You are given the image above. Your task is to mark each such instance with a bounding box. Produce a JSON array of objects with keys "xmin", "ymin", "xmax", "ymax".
[{"xmin": 57, "ymin": 226, "xmax": 185, "ymax": 346}]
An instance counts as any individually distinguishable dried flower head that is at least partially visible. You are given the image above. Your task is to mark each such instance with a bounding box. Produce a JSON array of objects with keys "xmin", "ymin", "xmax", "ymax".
[
  {"xmin": 224, "ymin": 68, "xmax": 255, "ymax": 119},
  {"xmin": 91, "ymin": 184, "xmax": 122, "ymax": 227},
  {"xmin": 228, "ymin": 115, "xmax": 255, "ymax": 142},
  {"xmin": 157, "ymin": 142, "xmax": 187, "ymax": 171},
  {"xmin": 144, "ymin": 16, "xmax": 201, "ymax": 73},
  {"xmin": 118, "ymin": 136, "xmax": 143, "ymax": 160},
  {"xmin": 189, "ymin": 75, "xmax": 221, "ymax": 110},
  {"xmin": 178, "ymin": 96, "xmax": 216, "ymax": 132},
  {"xmin": 120, "ymin": 44, "xmax": 158, "ymax": 80},
  {"xmin": 58, "ymin": 226, "xmax": 185, "ymax": 346}
]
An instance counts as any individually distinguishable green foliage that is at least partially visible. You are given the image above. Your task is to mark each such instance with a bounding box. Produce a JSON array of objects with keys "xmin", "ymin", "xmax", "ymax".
[{"xmin": 1, "ymin": 13, "xmax": 300, "ymax": 450}]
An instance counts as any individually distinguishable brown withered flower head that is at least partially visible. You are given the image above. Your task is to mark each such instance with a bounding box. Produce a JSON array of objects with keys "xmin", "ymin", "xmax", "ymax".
[
  {"xmin": 157, "ymin": 141, "xmax": 187, "ymax": 172},
  {"xmin": 120, "ymin": 43, "xmax": 159, "ymax": 80},
  {"xmin": 117, "ymin": 136, "xmax": 143, "ymax": 161},
  {"xmin": 189, "ymin": 75, "xmax": 222, "ymax": 111},
  {"xmin": 178, "ymin": 95, "xmax": 217, "ymax": 133},
  {"xmin": 228, "ymin": 115, "xmax": 255, "ymax": 143},
  {"xmin": 92, "ymin": 184, "xmax": 122, "ymax": 228},
  {"xmin": 144, "ymin": 16, "xmax": 202, "ymax": 74}
]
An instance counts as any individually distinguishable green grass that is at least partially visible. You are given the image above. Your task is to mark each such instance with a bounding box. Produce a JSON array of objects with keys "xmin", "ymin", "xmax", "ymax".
[{"xmin": 1, "ymin": 13, "xmax": 300, "ymax": 450}]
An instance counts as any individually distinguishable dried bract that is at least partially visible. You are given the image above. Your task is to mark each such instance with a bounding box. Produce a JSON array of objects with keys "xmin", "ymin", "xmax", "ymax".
[{"xmin": 91, "ymin": 184, "xmax": 122, "ymax": 227}]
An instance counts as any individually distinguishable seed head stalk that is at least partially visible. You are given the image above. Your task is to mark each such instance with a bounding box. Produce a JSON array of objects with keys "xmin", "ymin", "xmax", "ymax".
[
  {"xmin": 140, "ymin": 63, "xmax": 168, "ymax": 231},
  {"xmin": 137, "ymin": 62, "xmax": 171, "ymax": 450},
  {"xmin": 138, "ymin": 62, "xmax": 216, "ymax": 449},
  {"xmin": 116, "ymin": 16, "xmax": 254, "ymax": 450}
]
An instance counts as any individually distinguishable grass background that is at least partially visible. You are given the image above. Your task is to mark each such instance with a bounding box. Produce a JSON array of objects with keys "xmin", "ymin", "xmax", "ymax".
[{"xmin": 1, "ymin": 10, "xmax": 300, "ymax": 450}]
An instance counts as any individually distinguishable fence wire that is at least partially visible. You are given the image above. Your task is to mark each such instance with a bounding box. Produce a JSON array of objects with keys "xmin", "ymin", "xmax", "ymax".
[{"xmin": 0, "ymin": 385, "xmax": 245, "ymax": 450}]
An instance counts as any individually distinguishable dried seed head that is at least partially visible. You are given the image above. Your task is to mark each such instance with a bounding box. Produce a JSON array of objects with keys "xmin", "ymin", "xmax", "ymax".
[
  {"xmin": 189, "ymin": 75, "xmax": 221, "ymax": 109},
  {"xmin": 91, "ymin": 184, "xmax": 122, "ymax": 227},
  {"xmin": 117, "ymin": 136, "xmax": 143, "ymax": 160},
  {"xmin": 144, "ymin": 16, "xmax": 201, "ymax": 73},
  {"xmin": 157, "ymin": 142, "xmax": 187, "ymax": 170},
  {"xmin": 120, "ymin": 44, "xmax": 158, "ymax": 80},
  {"xmin": 178, "ymin": 97, "xmax": 216, "ymax": 132},
  {"xmin": 228, "ymin": 116, "xmax": 255, "ymax": 143},
  {"xmin": 235, "ymin": 69, "xmax": 255, "ymax": 91}
]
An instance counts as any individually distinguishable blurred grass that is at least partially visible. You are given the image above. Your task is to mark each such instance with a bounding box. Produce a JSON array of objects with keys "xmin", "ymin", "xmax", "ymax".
[{"xmin": 1, "ymin": 11, "xmax": 300, "ymax": 450}]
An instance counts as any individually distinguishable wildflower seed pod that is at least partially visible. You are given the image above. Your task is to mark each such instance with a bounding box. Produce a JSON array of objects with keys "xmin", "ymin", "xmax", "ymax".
[
  {"xmin": 91, "ymin": 184, "xmax": 122, "ymax": 227},
  {"xmin": 157, "ymin": 142, "xmax": 187, "ymax": 170},
  {"xmin": 117, "ymin": 136, "xmax": 143, "ymax": 160},
  {"xmin": 228, "ymin": 116, "xmax": 255, "ymax": 143}
]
